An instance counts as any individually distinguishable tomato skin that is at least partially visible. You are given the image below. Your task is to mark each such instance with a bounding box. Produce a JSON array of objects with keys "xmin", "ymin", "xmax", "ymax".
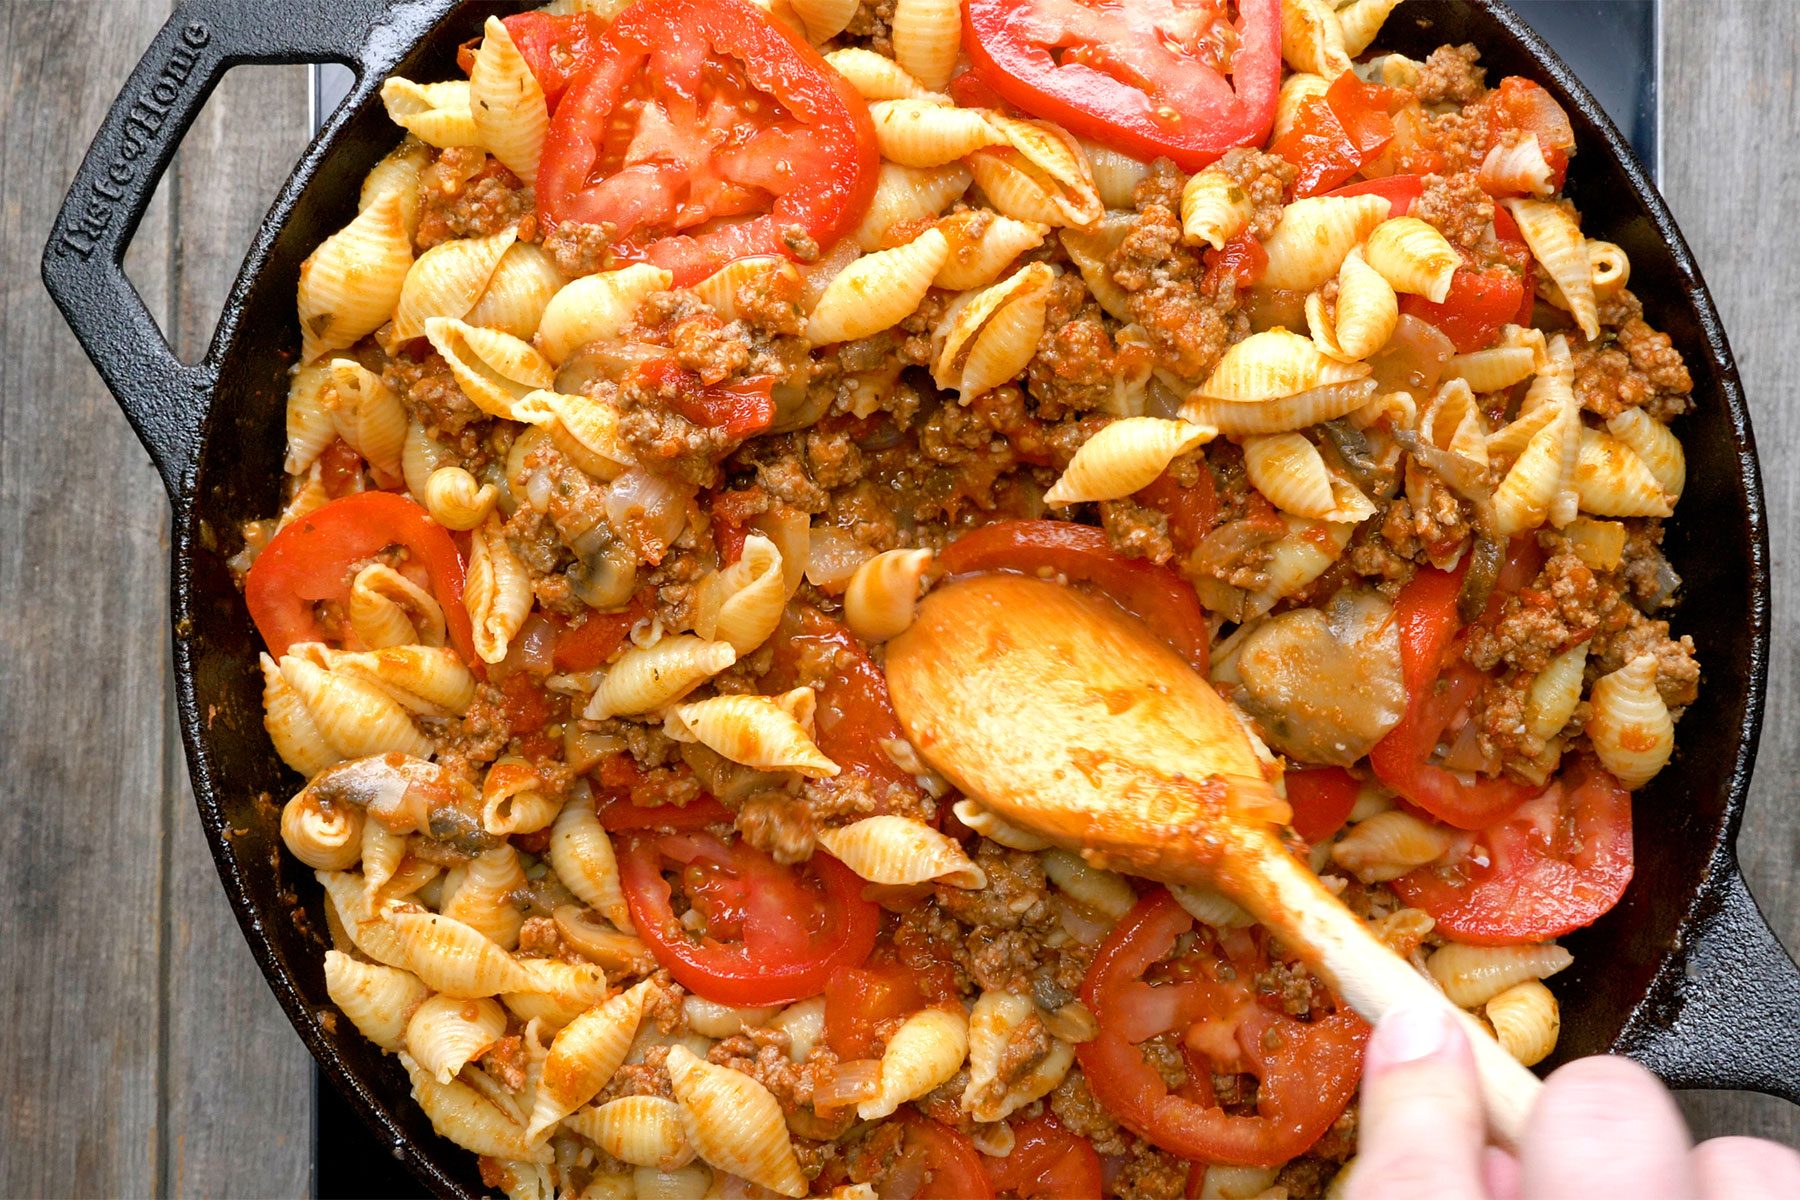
[
  {"xmin": 617, "ymin": 830, "xmax": 880, "ymax": 1006},
  {"xmin": 1269, "ymin": 72, "xmax": 1397, "ymax": 197},
  {"xmin": 1396, "ymin": 758, "xmax": 1633, "ymax": 944},
  {"xmin": 707, "ymin": 488, "xmax": 765, "ymax": 564},
  {"xmin": 1201, "ymin": 233, "xmax": 1269, "ymax": 294},
  {"xmin": 500, "ymin": 12, "xmax": 607, "ymax": 109},
  {"xmin": 641, "ymin": 360, "xmax": 777, "ymax": 437},
  {"xmin": 961, "ymin": 0, "xmax": 1282, "ymax": 171},
  {"xmin": 824, "ymin": 963, "xmax": 927, "ymax": 1058},
  {"xmin": 897, "ymin": 1113, "xmax": 997, "ymax": 1200},
  {"xmin": 1284, "ymin": 767, "xmax": 1360, "ymax": 843},
  {"xmin": 937, "ymin": 520, "xmax": 1212, "ymax": 674},
  {"xmin": 597, "ymin": 792, "xmax": 733, "ymax": 831},
  {"xmin": 1078, "ymin": 890, "xmax": 1367, "ymax": 1166},
  {"xmin": 245, "ymin": 491, "xmax": 476, "ymax": 663},
  {"xmin": 1136, "ymin": 471, "xmax": 1221, "ymax": 561},
  {"xmin": 981, "ymin": 1112, "xmax": 1103, "ymax": 1199},
  {"xmin": 497, "ymin": 672, "xmax": 553, "ymax": 735},
  {"xmin": 537, "ymin": 0, "xmax": 878, "ymax": 286},
  {"xmin": 551, "ymin": 589, "xmax": 654, "ymax": 672}
]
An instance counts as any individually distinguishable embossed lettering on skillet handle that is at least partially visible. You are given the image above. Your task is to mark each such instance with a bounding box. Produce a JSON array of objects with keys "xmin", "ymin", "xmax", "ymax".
[{"xmin": 39, "ymin": 0, "xmax": 451, "ymax": 498}]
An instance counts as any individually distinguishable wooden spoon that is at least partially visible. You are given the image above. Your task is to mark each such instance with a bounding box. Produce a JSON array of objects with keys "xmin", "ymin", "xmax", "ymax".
[{"xmin": 886, "ymin": 572, "xmax": 1543, "ymax": 1146}]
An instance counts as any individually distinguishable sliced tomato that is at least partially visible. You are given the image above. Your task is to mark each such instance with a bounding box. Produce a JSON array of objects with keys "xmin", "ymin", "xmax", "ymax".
[
  {"xmin": 497, "ymin": 672, "xmax": 553, "ymax": 736},
  {"xmin": 1483, "ymin": 77, "xmax": 1574, "ymax": 192},
  {"xmin": 1078, "ymin": 890, "xmax": 1366, "ymax": 1166},
  {"xmin": 1269, "ymin": 71, "xmax": 1397, "ymax": 197},
  {"xmin": 981, "ymin": 1112, "xmax": 1104, "ymax": 1200},
  {"xmin": 245, "ymin": 491, "xmax": 476, "ymax": 662},
  {"xmin": 707, "ymin": 487, "xmax": 765, "ymax": 564},
  {"xmin": 948, "ymin": 68, "xmax": 1013, "ymax": 112},
  {"xmin": 895, "ymin": 1113, "xmax": 997, "ymax": 1200},
  {"xmin": 763, "ymin": 607, "xmax": 925, "ymax": 811},
  {"xmin": 537, "ymin": 0, "xmax": 877, "ymax": 286},
  {"xmin": 1136, "ymin": 470, "xmax": 1222, "ymax": 560},
  {"xmin": 1396, "ymin": 757, "xmax": 1633, "ymax": 944},
  {"xmin": 552, "ymin": 587, "xmax": 655, "ymax": 672},
  {"xmin": 1200, "ymin": 232, "xmax": 1269, "ymax": 294},
  {"xmin": 1284, "ymin": 767, "xmax": 1359, "ymax": 843},
  {"xmin": 499, "ymin": 12, "xmax": 607, "ymax": 110},
  {"xmin": 825, "ymin": 962, "xmax": 928, "ymax": 1058},
  {"xmin": 938, "ymin": 519, "xmax": 1212, "ymax": 673},
  {"xmin": 961, "ymin": 0, "xmax": 1282, "ymax": 171},
  {"xmin": 617, "ymin": 830, "xmax": 879, "ymax": 1005},
  {"xmin": 597, "ymin": 792, "xmax": 733, "ymax": 831},
  {"xmin": 641, "ymin": 359, "xmax": 777, "ymax": 437}
]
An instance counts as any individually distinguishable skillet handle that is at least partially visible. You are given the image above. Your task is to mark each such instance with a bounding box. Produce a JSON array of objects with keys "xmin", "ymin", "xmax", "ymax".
[
  {"xmin": 1616, "ymin": 861, "xmax": 1800, "ymax": 1105},
  {"xmin": 38, "ymin": 0, "xmax": 407, "ymax": 497}
]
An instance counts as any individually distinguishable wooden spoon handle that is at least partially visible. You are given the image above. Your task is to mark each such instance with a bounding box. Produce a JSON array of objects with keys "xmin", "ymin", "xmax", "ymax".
[{"xmin": 1232, "ymin": 839, "xmax": 1543, "ymax": 1148}]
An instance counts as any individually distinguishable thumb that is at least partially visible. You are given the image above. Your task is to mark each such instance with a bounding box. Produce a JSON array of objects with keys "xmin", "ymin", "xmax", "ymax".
[{"xmin": 1348, "ymin": 1004, "xmax": 1489, "ymax": 1200}]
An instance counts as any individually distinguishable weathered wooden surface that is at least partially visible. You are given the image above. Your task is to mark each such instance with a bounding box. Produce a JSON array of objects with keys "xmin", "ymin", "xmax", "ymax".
[{"xmin": 0, "ymin": 1, "xmax": 1792, "ymax": 1197}]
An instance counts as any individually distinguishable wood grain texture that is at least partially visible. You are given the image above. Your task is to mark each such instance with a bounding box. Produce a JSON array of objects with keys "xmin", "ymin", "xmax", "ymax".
[{"xmin": 1661, "ymin": 0, "xmax": 1800, "ymax": 1148}]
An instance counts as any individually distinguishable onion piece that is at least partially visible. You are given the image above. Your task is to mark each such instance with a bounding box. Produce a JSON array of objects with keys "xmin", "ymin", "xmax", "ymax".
[
  {"xmin": 813, "ymin": 1059, "xmax": 883, "ymax": 1110},
  {"xmin": 1370, "ymin": 314, "xmax": 1456, "ymax": 398},
  {"xmin": 805, "ymin": 525, "xmax": 875, "ymax": 593}
]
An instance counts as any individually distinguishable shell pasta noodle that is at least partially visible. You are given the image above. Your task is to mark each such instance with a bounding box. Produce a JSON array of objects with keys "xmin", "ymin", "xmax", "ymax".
[{"xmin": 243, "ymin": 0, "xmax": 1705, "ymax": 1193}]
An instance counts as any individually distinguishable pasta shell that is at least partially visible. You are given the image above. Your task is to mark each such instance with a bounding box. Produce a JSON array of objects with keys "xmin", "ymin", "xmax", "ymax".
[
  {"xmin": 1306, "ymin": 247, "xmax": 1398, "ymax": 362},
  {"xmin": 1575, "ymin": 429, "xmax": 1673, "ymax": 517},
  {"xmin": 691, "ymin": 256, "xmax": 803, "ymax": 325},
  {"xmin": 665, "ymin": 1044, "xmax": 806, "ymax": 1197},
  {"xmin": 1260, "ymin": 194, "xmax": 1391, "ymax": 292},
  {"xmin": 521, "ymin": 389, "xmax": 634, "ymax": 482},
  {"xmin": 297, "ymin": 190, "xmax": 414, "ymax": 363},
  {"xmin": 1479, "ymin": 129, "xmax": 1556, "ymax": 199},
  {"xmin": 568, "ymin": 1096, "xmax": 694, "ymax": 1170},
  {"xmin": 1181, "ymin": 167, "xmax": 1252, "ymax": 251},
  {"xmin": 470, "ymin": 17, "xmax": 549, "ymax": 184},
  {"xmin": 963, "ymin": 990, "xmax": 1075, "ymax": 1121},
  {"xmin": 281, "ymin": 788, "xmax": 364, "ymax": 871},
  {"xmin": 1044, "ymin": 417, "xmax": 1215, "ymax": 505},
  {"xmin": 381, "ymin": 78, "xmax": 481, "ymax": 148},
  {"xmin": 464, "ymin": 516, "xmax": 534, "ymax": 665},
  {"xmin": 1272, "ymin": 73, "xmax": 1330, "ymax": 144},
  {"xmin": 1281, "ymin": 0, "xmax": 1352, "ymax": 77},
  {"xmin": 1587, "ymin": 240, "xmax": 1631, "ymax": 303},
  {"xmin": 502, "ymin": 959, "xmax": 613, "ymax": 1031},
  {"xmin": 465, "ymin": 243, "xmax": 566, "ymax": 339},
  {"xmin": 666, "ymin": 692, "xmax": 840, "ymax": 778},
  {"xmin": 318, "ymin": 873, "xmax": 411, "ymax": 966},
  {"xmin": 1171, "ymin": 883, "xmax": 1254, "ymax": 929},
  {"xmin": 1337, "ymin": 0, "xmax": 1405, "ymax": 56},
  {"xmin": 285, "ymin": 363, "xmax": 336, "ymax": 475},
  {"xmin": 953, "ymin": 798, "xmax": 1052, "ymax": 851},
  {"xmin": 1058, "ymin": 215, "xmax": 1136, "ymax": 323},
  {"xmin": 1493, "ymin": 388, "xmax": 1578, "ymax": 536},
  {"xmin": 1427, "ymin": 941, "xmax": 1573, "ymax": 1008},
  {"xmin": 476, "ymin": 756, "xmax": 558, "ymax": 838},
  {"xmin": 322, "ymin": 359, "xmax": 408, "ymax": 479},
  {"xmin": 1083, "ymin": 140, "xmax": 1153, "ymax": 210},
  {"xmin": 277, "ymin": 653, "xmax": 434, "ymax": 761},
  {"xmin": 360, "ymin": 823, "xmax": 409, "ymax": 903},
  {"xmin": 823, "ymin": 47, "xmax": 938, "ymax": 102},
  {"xmin": 1365, "ymin": 217, "xmax": 1460, "ymax": 304},
  {"xmin": 1525, "ymin": 641, "xmax": 1589, "ymax": 742},
  {"xmin": 583, "ymin": 636, "xmax": 738, "ymax": 720},
  {"xmin": 858, "ymin": 1007, "xmax": 970, "ymax": 1119},
  {"xmin": 262, "ymin": 653, "xmax": 337, "ymax": 777},
  {"xmin": 442, "ymin": 846, "xmax": 527, "ymax": 950},
  {"xmin": 392, "ymin": 910, "xmax": 535, "ymax": 998},
  {"xmin": 1042, "ymin": 849, "xmax": 1136, "ymax": 921},
  {"xmin": 807, "ymin": 228, "xmax": 949, "ymax": 346},
  {"xmin": 845, "ymin": 548, "xmax": 934, "ymax": 643},
  {"xmin": 347, "ymin": 563, "xmax": 448, "ymax": 650},
  {"xmin": 1606, "ymin": 408, "xmax": 1685, "ymax": 501},
  {"xmin": 1587, "ymin": 655, "xmax": 1675, "ymax": 787},
  {"xmin": 891, "ymin": 0, "xmax": 960, "ymax": 91},
  {"xmin": 324, "ymin": 950, "xmax": 428, "ymax": 1052},
  {"xmin": 870, "ymin": 99, "xmax": 1000, "ymax": 167},
  {"xmin": 402, "ymin": 418, "xmax": 458, "ymax": 500},
  {"xmin": 331, "ymin": 643, "xmax": 477, "ymax": 717},
  {"xmin": 1504, "ymin": 198, "xmax": 1599, "ymax": 339},
  {"xmin": 547, "ymin": 791, "xmax": 634, "ymax": 930},
  {"xmin": 630, "ymin": 1165, "xmax": 712, "ymax": 1200},
  {"xmin": 1243, "ymin": 433, "xmax": 1337, "ymax": 519},
  {"xmin": 1195, "ymin": 329, "xmax": 1371, "ymax": 402},
  {"xmin": 934, "ymin": 209, "xmax": 1049, "ymax": 291},
  {"xmin": 424, "ymin": 318, "xmax": 555, "ymax": 421},
  {"xmin": 816, "ymin": 815, "xmax": 985, "ymax": 887},
  {"xmin": 1485, "ymin": 980, "xmax": 1561, "ymax": 1066},
  {"xmin": 359, "ymin": 137, "xmax": 429, "ymax": 245},
  {"xmin": 394, "ymin": 229, "xmax": 517, "ymax": 342},
  {"xmin": 423, "ymin": 465, "xmax": 498, "ymax": 531},
  {"xmin": 1442, "ymin": 324, "xmax": 1547, "ymax": 392},
  {"xmin": 932, "ymin": 261, "xmax": 1055, "ymax": 399},
  {"xmin": 693, "ymin": 534, "xmax": 787, "ymax": 655},
  {"xmin": 1330, "ymin": 810, "xmax": 1456, "ymax": 883},
  {"xmin": 407, "ymin": 994, "xmax": 508, "ymax": 1084},
  {"xmin": 401, "ymin": 1053, "xmax": 547, "ymax": 1162},
  {"xmin": 525, "ymin": 979, "xmax": 658, "ymax": 1142},
  {"xmin": 968, "ymin": 118, "xmax": 1104, "ymax": 229},
  {"xmin": 536, "ymin": 264, "xmax": 674, "ymax": 364}
]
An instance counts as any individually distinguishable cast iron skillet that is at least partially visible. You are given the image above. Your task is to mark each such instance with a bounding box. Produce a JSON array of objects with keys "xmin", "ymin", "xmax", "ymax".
[{"xmin": 39, "ymin": 0, "xmax": 1800, "ymax": 1194}]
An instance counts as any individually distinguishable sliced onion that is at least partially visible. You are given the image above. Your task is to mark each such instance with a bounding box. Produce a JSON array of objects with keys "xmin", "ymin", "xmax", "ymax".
[
  {"xmin": 1370, "ymin": 315, "xmax": 1456, "ymax": 398},
  {"xmin": 796, "ymin": 237, "xmax": 862, "ymax": 311},
  {"xmin": 814, "ymin": 1059, "xmax": 883, "ymax": 1109},
  {"xmin": 804, "ymin": 525, "xmax": 875, "ymax": 593},
  {"xmin": 515, "ymin": 613, "xmax": 558, "ymax": 674},
  {"xmin": 605, "ymin": 467, "xmax": 690, "ymax": 562}
]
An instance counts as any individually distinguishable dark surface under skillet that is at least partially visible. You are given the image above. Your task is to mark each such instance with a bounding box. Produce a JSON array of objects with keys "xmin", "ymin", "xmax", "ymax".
[{"xmin": 39, "ymin": 1, "xmax": 1800, "ymax": 1196}]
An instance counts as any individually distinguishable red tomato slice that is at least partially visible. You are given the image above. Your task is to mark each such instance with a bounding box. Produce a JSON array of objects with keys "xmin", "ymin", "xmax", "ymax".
[
  {"xmin": 641, "ymin": 359, "xmax": 777, "ymax": 437},
  {"xmin": 597, "ymin": 792, "xmax": 733, "ymax": 831},
  {"xmin": 1078, "ymin": 890, "xmax": 1367, "ymax": 1166},
  {"xmin": 1269, "ymin": 72, "xmax": 1397, "ymax": 197},
  {"xmin": 981, "ymin": 1112, "xmax": 1103, "ymax": 1199},
  {"xmin": 1396, "ymin": 757, "xmax": 1633, "ymax": 944},
  {"xmin": 537, "ymin": 0, "xmax": 877, "ymax": 286},
  {"xmin": 500, "ymin": 12, "xmax": 607, "ymax": 110},
  {"xmin": 824, "ymin": 962, "xmax": 927, "ymax": 1058},
  {"xmin": 245, "ymin": 491, "xmax": 476, "ymax": 663},
  {"xmin": 961, "ymin": 0, "xmax": 1282, "ymax": 171},
  {"xmin": 938, "ymin": 519, "xmax": 1212, "ymax": 673},
  {"xmin": 763, "ymin": 607, "xmax": 925, "ymax": 812},
  {"xmin": 1284, "ymin": 767, "xmax": 1359, "ymax": 843},
  {"xmin": 1136, "ymin": 471, "xmax": 1221, "ymax": 560},
  {"xmin": 552, "ymin": 587, "xmax": 655, "ymax": 672},
  {"xmin": 617, "ymin": 830, "xmax": 879, "ymax": 1005},
  {"xmin": 895, "ymin": 1113, "xmax": 996, "ymax": 1200},
  {"xmin": 1200, "ymin": 231, "xmax": 1269, "ymax": 294}
]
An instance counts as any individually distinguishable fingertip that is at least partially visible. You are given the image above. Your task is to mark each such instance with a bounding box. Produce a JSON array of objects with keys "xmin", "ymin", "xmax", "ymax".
[
  {"xmin": 1353, "ymin": 1006, "xmax": 1486, "ymax": 1200},
  {"xmin": 1693, "ymin": 1136, "xmax": 1800, "ymax": 1200},
  {"xmin": 1522, "ymin": 1055, "xmax": 1697, "ymax": 1200},
  {"xmin": 1364, "ymin": 1002, "xmax": 1470, "ymax": 1074}
]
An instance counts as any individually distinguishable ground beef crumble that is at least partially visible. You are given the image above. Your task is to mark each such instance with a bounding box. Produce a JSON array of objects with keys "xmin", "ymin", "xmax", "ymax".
[{"xmin": 416, "ymin": 147, "xmax": 535, "ymax": 249}]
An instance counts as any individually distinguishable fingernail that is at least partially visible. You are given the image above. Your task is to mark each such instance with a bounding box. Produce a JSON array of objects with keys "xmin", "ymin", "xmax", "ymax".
[{"xmin": 1370, "ymin": 1004, "xmax": 1453, "ymax": 1066}]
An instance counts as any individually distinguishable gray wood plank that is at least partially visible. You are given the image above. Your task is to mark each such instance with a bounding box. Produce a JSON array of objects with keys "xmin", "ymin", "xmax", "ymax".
[
  {"xmin": 0, "ymin": 1, "xmax": 177, "ymax": 1196},
  {"xmin": 1660, "ymin": 0, "xmax": 1800, "ymax": 1149},
  {"xmin": 159, "ymin": 60, "xmax": 316, "ymax": 1198}
]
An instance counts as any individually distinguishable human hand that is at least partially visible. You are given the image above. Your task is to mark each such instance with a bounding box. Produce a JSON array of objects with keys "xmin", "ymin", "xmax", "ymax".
[{"xmin": 1347, "ymin": 1005, "xmax": 1800, "ymax": 1200}]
